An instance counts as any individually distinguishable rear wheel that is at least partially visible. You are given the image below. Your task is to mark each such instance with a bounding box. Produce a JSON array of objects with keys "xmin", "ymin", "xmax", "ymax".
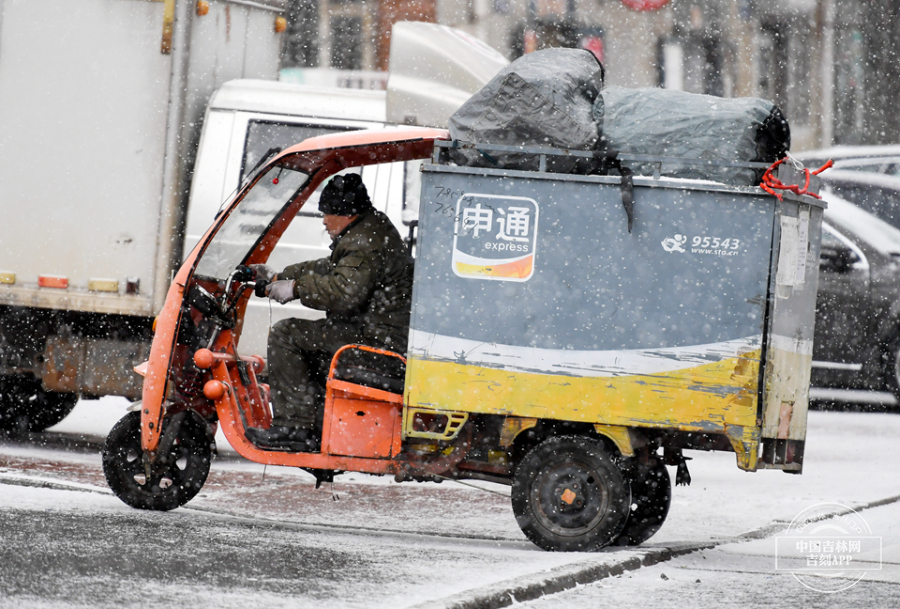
[
  {"xmin": 102, "ymin": 411, "xmax": 212, "ymax": 511},
  {"xmin": 615, "ymin": 461, "xmax": 671, "ymax": 546},
  {"xmin": 512, "ymin": 435, "xmax": 631, "ymax": 552},
  {"xmin": 0, "ymin": 377, "xmax": 77, "ymax": 432}
]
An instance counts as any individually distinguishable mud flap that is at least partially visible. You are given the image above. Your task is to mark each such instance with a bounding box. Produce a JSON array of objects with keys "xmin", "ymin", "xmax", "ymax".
[
  {"xmin": 304, "ymin": 468, "xmax": 337, "ymax": 489},
  {"xmin": 665, "ymin": 448, "xmax": 692, "ymax": 486}
]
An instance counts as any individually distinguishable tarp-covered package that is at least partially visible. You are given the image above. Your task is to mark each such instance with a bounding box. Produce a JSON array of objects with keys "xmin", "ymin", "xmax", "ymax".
[
  {"xmin": 448, "ymin": 48, "xmax": 604, "ymax": 171},
  {"xmin": 593, "ymin": 86, "xmax": 790, "ymax": 186}
]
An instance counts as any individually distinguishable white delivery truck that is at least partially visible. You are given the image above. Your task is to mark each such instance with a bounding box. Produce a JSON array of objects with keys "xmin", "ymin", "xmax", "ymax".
[{"xmin": 0, "ymin": 4, "xmax": 507, "ymax": 431}]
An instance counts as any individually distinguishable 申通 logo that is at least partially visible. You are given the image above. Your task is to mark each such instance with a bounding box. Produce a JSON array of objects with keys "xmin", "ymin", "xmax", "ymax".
[{"xmin": 452, "ymin": 194, "xmax": 539, "ymax": 282}]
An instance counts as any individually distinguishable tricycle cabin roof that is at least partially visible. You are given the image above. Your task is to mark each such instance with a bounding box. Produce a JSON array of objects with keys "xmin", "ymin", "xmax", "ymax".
[{"xmin": 270, "ymin": 127, "xmax": 450, "ymax": 173}]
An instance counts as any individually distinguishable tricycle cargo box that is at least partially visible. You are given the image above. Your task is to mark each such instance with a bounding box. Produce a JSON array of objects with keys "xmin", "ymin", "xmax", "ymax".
[{"xmin": 406, "ymin": 141, "xmax": 823, "ymax": 472}]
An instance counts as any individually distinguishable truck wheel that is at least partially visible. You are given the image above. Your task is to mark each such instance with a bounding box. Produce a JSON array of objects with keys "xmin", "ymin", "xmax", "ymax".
[
  {"xmin": 103, "ymin": 411, "xmax": 212, "ymax": 511},
  {"xmin": 0, "ymin": 377, "xmax": 78, "ymax": 433},
  {"xmin": 511, "ymin": 435, "xmax": 631, "ymax": 552},
  {"xmin": 614, "ymin": 461, "xmax": 671, "ymax": 546}
]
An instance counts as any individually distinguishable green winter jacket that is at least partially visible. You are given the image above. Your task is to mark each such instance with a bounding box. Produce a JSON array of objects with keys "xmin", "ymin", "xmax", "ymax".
[{"xmin": 279, "ymin": 209, "xmax": 413, "ymax": 352}]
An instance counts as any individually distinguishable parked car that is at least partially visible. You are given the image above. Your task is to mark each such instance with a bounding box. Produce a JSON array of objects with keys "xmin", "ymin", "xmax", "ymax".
[
  {"xmin": 795, "ymin": 145, "xmax": 900, "ymax": 176},
  {"xmin": 813, "ymin": 192, "xmax": 900, "ymax": 399},
  {"xmin": 793, "ymin": 146, "xmax": 900, "ymax": 231},
  {"xmin": 819, "ymin": 171, "xmax": 900, "ymax": 231}
]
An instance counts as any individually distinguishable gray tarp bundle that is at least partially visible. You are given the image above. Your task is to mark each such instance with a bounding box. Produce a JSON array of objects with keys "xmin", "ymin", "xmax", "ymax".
[
  {"xmin": 448, "ymin": 49, "xmax": 789, "ymax": 186},
  {"xmin": 448, "ymin": 48, "xmax": 604, "ymax": 171},
  {"xmin": 594, "ymin": 86, "xmax": 790, "ymax": 185}
]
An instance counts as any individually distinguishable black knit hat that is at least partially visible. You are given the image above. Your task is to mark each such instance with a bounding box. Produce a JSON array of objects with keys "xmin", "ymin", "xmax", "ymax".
[{"xmin": 318, "ymin": 173, "xmax": 372, "ymax": 216}]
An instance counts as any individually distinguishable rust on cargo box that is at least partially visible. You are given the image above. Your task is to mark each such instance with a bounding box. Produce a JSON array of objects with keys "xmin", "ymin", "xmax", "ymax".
[{"xmin": 499, "ymin": 417, "xmax": 538, "ymax": 448}]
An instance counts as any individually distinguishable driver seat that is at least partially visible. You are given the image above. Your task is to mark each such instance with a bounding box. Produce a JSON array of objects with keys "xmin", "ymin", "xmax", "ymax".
[{"xmin": 330, "ymin": 345, "xmax": 406, "ymax": 395}]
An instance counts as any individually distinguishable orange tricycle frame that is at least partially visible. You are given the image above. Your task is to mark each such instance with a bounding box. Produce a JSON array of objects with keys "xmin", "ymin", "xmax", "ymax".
[{"xmin": 138, "ymin": 127, "xmax": 448, "ymax": 467}]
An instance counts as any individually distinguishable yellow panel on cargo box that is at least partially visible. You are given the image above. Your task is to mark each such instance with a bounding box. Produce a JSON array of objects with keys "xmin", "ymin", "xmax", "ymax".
[{"xmin": 405, "ymin": 350, "xmax": 761, "ymax": 434}]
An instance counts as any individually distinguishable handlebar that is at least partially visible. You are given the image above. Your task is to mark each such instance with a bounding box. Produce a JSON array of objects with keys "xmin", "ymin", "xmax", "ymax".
[
  {"xmin": 233, "ymin": 265, "xmax": 269, "ymax": 298},
  {"xmin": 233, "ymin": 265, "xmax": 255, "ymax": 282}
]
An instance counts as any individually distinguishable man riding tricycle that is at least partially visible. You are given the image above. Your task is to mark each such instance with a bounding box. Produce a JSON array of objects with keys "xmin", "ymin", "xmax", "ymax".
[{"xmin": 102, "ymin": 126, "xmax": 823, "ymax": 552}]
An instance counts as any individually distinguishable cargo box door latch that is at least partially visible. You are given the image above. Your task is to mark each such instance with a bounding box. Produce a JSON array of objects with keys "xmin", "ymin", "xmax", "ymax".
[
  {"xmin": 589, "ymin": 153, "xmax": 635, "ymax": 233},
  {"xmin": 617, "ymin": 164, "xmax": 635, "ymax": 233}
]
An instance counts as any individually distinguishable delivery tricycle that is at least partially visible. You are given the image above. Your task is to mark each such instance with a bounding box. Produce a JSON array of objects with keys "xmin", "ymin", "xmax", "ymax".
[{"xmin": 102, "ymin": 127, "xmax": 824, "ymax": 551}]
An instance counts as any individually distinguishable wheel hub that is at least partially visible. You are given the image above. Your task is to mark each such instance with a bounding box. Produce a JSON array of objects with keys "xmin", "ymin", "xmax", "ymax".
[
  {"xmin": 535, "ymin": 463, "xmax": 606, "ymax": 533},
  {"xmin": 558, "ymin": 484, "xmax": 585, "ymax": 511}
]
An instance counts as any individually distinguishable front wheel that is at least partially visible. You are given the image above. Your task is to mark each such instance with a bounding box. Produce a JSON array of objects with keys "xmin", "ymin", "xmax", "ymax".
[
  {"xmin": 512, "ymin": 435, "xmax": 631, "ymax": 552},
  {"xmin": 102, "ymin": 411, "xmax": 212, "ymax": 510}
]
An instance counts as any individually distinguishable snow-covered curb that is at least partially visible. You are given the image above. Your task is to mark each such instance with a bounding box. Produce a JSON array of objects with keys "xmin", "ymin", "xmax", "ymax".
[
  {"xmin": 409, "ymin": 544, "xmax": 712, "ymax": 609},
  {"xmin": 412, "ymin": 492, "xmax": 900, "ymax": 609}
]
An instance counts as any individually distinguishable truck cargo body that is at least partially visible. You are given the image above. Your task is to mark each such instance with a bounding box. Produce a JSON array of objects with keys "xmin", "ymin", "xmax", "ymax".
[{"xmin": 0, "ymin": 0, "xmax": 285, "ymax": 427}]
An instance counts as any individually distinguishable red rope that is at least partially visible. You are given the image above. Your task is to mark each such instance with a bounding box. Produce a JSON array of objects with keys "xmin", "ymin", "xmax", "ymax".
[{"xmin": 760, "ymin": 157, "xmax": 833, "ymax": 201}]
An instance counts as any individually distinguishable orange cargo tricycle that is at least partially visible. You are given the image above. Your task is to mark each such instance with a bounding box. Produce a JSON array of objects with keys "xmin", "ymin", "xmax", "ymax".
[{"xmin": 103, "ymin": 128, "xmax": 823, "ymax": 551}]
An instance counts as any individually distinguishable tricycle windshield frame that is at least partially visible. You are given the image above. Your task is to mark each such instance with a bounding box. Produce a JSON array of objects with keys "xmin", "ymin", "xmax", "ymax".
[
  {"xmin": 140, "ymin": 127, "xmax": 448, "ymax": 457},
  {"xmin": 194, "ymin": 165, "xmax": 309, "ymax": 280}
]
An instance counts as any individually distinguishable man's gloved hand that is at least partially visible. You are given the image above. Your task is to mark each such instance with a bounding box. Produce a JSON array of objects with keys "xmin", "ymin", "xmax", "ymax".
[
  {"xmin": 266, "ymin": 279, "xmax": 296, "ymax": 304},
  {"xmin": 248, "ymin": 264, "xmax": 277, "ymax": 282}
]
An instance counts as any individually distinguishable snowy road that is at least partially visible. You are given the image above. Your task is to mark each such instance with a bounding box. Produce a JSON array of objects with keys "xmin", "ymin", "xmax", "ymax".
[
  {"xmin": 0, "ymin": 400, "xmax": 899, "ymax": 607},
  {"xmin": 0, "ymin": 484, "xmax": 588, "ymax": 609}
]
